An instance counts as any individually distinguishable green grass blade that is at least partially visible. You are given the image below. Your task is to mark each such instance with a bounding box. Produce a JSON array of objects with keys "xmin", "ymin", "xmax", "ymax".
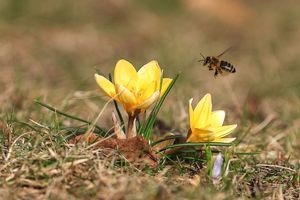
[
  {"xmin": 140, "ymin": 73, "xmax": 180, "ymax": 139},
  {"xmin": 151, "ymin": 135, "xmax": 184, "ymax": 146},
  {"xmin": 158, "ymin": 142, "xmax": 232, "ymax": 152},
  {"xmin": 179, "ymin": 156, "xmax": 206, "ymax": 162},
  {"xmin": 138, "ymin": 111, "xmax": 147, "ymax": 135},
  {"xmin": 205, "ymin": 145, "xmax": 213, "ymax": 176},
  {"xmin": 34, "ymin": 99, "xmax": 107, "ymax": 136}
]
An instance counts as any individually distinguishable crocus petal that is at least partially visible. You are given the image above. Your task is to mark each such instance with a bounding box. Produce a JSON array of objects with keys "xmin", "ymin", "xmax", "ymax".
[
  {"xmin": 137, "ymin": 61, "xmax": 161, "ymax": 98},
  {"xmin": 94, "ymin": 74, "xmax": 116, "ymax": 98},
  {"xmin": 213, "ymin": 138, "xmax": 236, "ymax": 143},
  {"xmin": 115, "ymin": 84, "xmax": 137, "ymax": 106},
  {"xmin": 208, "ymin": 124, "xmax": 237, "ymax": 138},
  {"xmin": 209, "ymin": 110, "xmax": 225, "ymax": 127},
  {"xmin": 136, "ymin": 91, "xmax": 159, "ymax": 110},
  {"xmin": 139, "ymin": 80, "xmax": 159, "ymax": 100},
  {"xmin": 114, "ymin": 59, "xmax": 137, "ymax": 91},
  {"xmin": 193, "ymin": 128, "xmax": 216, "ymax": 141},
  {"xmin": 189, "ymin": 98, "xmax": 194, "ymax": 130},
  {"xmin": 194, "ymin": 94, "xmax": 212, "ymax": 128},
  {"xmin": 187, "ymin": 129, "xmax": 214, "ymax": 142},
  {"xmin": 137, "ymin": 60, "xmax": 161, "ymax": 88},
  {"xmin": 160, "ymin": 78, "xmax": 172, "ymax": 97}
]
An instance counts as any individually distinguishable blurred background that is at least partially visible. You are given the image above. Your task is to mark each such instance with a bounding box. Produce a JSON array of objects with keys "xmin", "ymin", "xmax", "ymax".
[{"xmin": 0, "ymin": 0, "xmax": 299, "ymax": 145}]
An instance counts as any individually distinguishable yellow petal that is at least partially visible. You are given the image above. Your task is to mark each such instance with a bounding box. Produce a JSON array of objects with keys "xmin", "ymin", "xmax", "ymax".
[
  {"xmin": 189, "ymin": 98, "xmax": 195, "ymax": 130},
  {"xmin": 114, "ymin": 59, "xmax": 137, "ymax": 91},
  {"xmin": 139, "ymin": 80, "xmax": 159, "ymax": 100},
  {"xmin": 160, "ymin": 78, "xmax": 172, "ymax": 97},
  {"xmin": 115, "ymin": 84, "xmax": 137, "ymax": 107},
  {"xmin": 138, "ymin": 61, "xmax": 161, "ymax": 85},
  {"xmin": 209, "ymin": 110, "xmax": 225, "ymax": 127},
  {"xmin": 187, "ymin": 128, "xmax": 214, "ymax": 142},
  {"xmin": 137, "ymin": 60, "xmax": 161, "ymax": 98},
  {"xmin": 213, "ymin": 138, "xmax": 236, "ymax": 143},
  {"xmin": 208, "ymin": 124, "xmax": 237, "ymax": 138},
  {"xmin": 94, "ymin": 74, "xmax": 116, "ymax": 98},
  {"xmin": 136, "ymin": 91, "xmax": 159, "ymax": 110},
  {"xmin": 194, "ymin": 94, "xmax": 212, "ymax": 128},
  {"xmin": 194, "ymin": 128, "xmax": 216, "ymax": 141}
]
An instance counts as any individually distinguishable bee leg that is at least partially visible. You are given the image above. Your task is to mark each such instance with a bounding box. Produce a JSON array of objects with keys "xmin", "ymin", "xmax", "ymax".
[
  {"xmin": 208, "ymin": 65, "xmax": 213, "ymax": 71},
  {"xmin": 214, "ymin": 69, "xmax": 218, "ymax": 78},
  {"xmin": 218, "ymin": 68, "xmax": 223, "ymax": 75}
]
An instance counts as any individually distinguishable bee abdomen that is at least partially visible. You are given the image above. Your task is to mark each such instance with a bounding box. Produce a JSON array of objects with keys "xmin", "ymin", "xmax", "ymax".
[{"xmin": 220, "ymin": 60, "xmax": 236, "ymax": 73}]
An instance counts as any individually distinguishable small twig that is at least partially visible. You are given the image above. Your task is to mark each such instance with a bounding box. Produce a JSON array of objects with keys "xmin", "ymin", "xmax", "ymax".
[
  {"xmin": 14, "ymin": 121, "xmax": 40, "ymax": 132},
  {"xmin": 29, "ymin": 119, "xmax": 50, "ymax": 130},
  {"xmin": 80, "ymin": 98, "xmax": 113, "ymax": 142},
  {"xmin": 108, "ymin": 74, "xmax": 125, "ymax": 132},
  {"xmin": 7, "ymin": 126, "xmax": 12, "ymax": 150},
  {"xmin": 119, "ymin": 154, "xmax": 143, "ymax": 173},
  {"xmin": 224, "ymin": 158, "xmax": 238, "ymax": 176},
  {"xmin": 250, "ymin": 114, "xmax": 275, "ymax": 134},
  {"xmin": 5, "ymin": 132, "xmax": 32, "ymax": 161},
  {"xmin": 1, "ymin": 123, "xmax": 12, "ymax": 150},
  {"xmin": 112, "ymin": 112, "xmax": 126, "ymax": 139},
  {"xmin": 256, "ymin": 164, "xmax": 296, "ymax": 173}
]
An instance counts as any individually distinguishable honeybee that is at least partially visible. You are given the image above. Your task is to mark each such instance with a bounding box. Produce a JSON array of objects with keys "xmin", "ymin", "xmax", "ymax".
[{"xmin": 198, "ymin": 47, "xmax": 236, "ymax": 78}]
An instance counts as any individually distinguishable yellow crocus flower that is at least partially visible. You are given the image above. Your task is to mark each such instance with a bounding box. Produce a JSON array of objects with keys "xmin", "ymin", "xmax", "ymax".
[
  {"xmin": 95, "ymin": 59, "xmax": 172, "ymax": 116},
  {"xmin": 187, "ymin": 94, "xmax": 237, "ymax": 143}
]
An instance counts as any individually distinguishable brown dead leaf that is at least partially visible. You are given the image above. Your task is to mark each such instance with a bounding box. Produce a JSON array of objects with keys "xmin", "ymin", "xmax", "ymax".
[
  {"xmin": 96, "ymin": 136, "xmax": 159, "ymax": 168},
  {"xmin": 68, "ymin": 133, "xmax": 99, "ymax": 144},
  {"xmin": 69, "ymin": 134, "xmax": 158, "ymax": 168},
  {"xmin": 112, "ymin": 112, "xmax": 126, "ymax": 139}
]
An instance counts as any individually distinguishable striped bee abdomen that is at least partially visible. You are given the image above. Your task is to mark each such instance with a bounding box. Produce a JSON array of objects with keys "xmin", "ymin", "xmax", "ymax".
[{"xmin": 220, "ymin": 60, "xmax": 236, "ymax": 73}]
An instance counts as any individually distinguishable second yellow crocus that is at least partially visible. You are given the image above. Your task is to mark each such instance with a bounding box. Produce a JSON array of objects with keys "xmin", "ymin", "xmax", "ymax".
[{"xmin": 188, "ymin": 94, "xmax": 237, "ymax": 143}]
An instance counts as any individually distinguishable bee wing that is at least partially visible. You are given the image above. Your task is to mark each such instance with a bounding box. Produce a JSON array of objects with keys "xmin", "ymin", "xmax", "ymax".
[{"xmin": 216, "ymin": 46, "xmax": 234, "ymax": 58}]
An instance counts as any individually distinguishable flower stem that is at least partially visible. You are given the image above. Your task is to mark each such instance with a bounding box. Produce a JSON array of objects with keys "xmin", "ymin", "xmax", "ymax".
[{"xmin": 126, "ymin": 115, "xmax": 135, "ymax": 138}]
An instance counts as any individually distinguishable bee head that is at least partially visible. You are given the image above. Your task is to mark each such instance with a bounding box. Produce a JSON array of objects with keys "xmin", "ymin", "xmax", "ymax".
[
  {"xmin": 198, "ymin": 53, "xmax": 209, "ymax": 66},
  {"xmin": 203, "ymin": 57, "xmax": 211, "ymax": 66}
]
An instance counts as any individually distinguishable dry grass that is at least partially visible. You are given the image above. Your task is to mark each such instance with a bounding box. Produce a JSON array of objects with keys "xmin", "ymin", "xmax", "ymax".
[{"xmin": 0, "ymin": 0, "xmax": 300, "ymax": 199}]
